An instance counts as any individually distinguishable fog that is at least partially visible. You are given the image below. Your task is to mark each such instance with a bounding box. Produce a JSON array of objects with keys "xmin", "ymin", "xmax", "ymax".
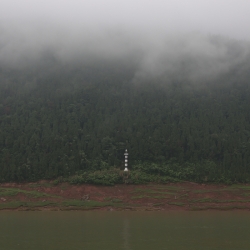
[{"xmin": 1, "ymin": 0, "xmax": 250, "ymax": 83}]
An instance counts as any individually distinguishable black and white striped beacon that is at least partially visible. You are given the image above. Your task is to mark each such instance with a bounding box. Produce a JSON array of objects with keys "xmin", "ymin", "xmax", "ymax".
[{"xmin": 124, "ymin": 149, "xmax": 129, "ymax": 171}]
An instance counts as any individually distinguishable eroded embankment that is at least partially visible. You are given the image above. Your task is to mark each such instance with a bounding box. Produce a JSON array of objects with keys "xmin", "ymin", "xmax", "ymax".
[{"xmin": 0, "ymin": 181, "xmax": 250, "ymax": 211}]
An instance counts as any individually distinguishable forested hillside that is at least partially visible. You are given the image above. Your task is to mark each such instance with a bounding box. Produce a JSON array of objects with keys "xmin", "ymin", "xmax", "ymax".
[{"xmin": 1, "ymin": 37, "xmax": 250, "ymax": 184}]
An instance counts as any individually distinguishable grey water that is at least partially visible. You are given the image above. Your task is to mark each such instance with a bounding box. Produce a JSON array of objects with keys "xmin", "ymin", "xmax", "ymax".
[{"xmin": 0, "ymin": 211, "xmax": 249, "ymax": 250}]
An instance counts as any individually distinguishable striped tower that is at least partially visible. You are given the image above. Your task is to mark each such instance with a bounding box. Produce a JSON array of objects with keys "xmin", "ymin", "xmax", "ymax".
[{"xmin": 124, "ymin": 149, "xmax": 129, "ymax": 171}]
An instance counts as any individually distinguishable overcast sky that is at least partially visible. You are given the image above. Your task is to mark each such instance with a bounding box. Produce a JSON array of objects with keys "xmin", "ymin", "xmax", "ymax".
[
  {"xmin": 1, "ymin": 0, "xmax": 250, "ymax": 40},
  {"xmin": 1, "ymin": 0, "xmax": 250, "ymax": 83}
]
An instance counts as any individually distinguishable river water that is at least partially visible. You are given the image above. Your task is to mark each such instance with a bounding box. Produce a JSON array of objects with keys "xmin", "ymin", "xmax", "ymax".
[{"xmin": 0, "ymin": 211, "xmax": 249, "ymax": 250}]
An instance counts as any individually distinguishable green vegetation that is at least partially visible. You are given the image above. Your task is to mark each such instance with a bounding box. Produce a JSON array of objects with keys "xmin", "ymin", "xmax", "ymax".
[
  {"xmin": 54, "ymin": 169, "xmax": 180, "ymax": 186},
  {"xmin": 0, "ymin": 183, "xmax": 249, "ymax": 210},
  {"xmin": 0, "ymin": 198, "xmax": 131, "ymax": 210},
  {"xmin": 28, "ymin": 183, "xmax": 54, "ymax": 188},
  {"xmin": 132, "ymin": 195, "xmax": 167, "ymax": 199},
  {"xmin": 61, "ymin": 200, "xmax": 113, "ymax": 208},
  {"xmin": 131, "ymin": 187, "xmax": 179, "ymax": 200},
  {"xmin": 190, "ymin": 206, "xmax": 250, "ymax": 211},
  {"xmin": 190, "ymin": 198, "xmax": 250, "ymax": 203},
  {"xmin": 153, "ymin": 186, "xmax": 183, "ymax": 191},
  {"xmin": 191, "ymin": 198, "xmax": 216, "ymax": 203},
  {"xmin": 0, "ymin": 187, "xmax": 58, "ymax": 198},
  {"xmin": 103, "ymin": 197, "xmax": 123, "ymax": 203},
  {"xmin": 167, "ymin": 202, "xmax": 185, "ymax": 206},
  {"xmin": 152, "ymin": 203, "xmax": 165, "ymax": 206},
  {"xmin": 0, "ymin": 201, "xmax": 56, "ymax": 210},
  {"xmin": 1, "ymin": 58, "xmax": 250, "ymax": 184},
  {"xmin": 226, "ymin": 185, "xmax": 250, "ymax": 190},
  {"xmin": 192, "ymin": 190, "xmax": 221, "ymax": 193},
  {"xmin": 131, "ymin": 188, "xmax": 176, "ymax": 196},
  {"xmin": 0, "ymin": 185, "xmax": 131, "ymax": 210}
]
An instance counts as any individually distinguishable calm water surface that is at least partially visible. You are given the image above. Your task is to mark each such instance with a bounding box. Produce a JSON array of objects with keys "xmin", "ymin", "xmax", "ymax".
[{"xmin": 0, "ymin": 211, "xmax": 249, "ymax": 250}]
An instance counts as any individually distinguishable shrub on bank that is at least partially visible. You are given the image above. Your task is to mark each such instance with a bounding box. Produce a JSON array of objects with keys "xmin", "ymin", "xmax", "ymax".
[
  {"xmin": 53, "ymin": 161, "xmax": 250, "ymax": 186},
  {"xmin": 61, "ymin": 168, "xmax": 179, "ymax": 186}
]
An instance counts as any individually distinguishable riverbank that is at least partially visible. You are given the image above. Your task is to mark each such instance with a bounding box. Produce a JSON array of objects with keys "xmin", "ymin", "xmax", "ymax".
[{"xmin": 0, "ymin": 181, "xmax": 250, "ymax": 211}]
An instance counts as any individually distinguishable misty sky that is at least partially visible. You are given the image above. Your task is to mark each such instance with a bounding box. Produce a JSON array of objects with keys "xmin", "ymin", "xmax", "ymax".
[
  {"xmin": 1, "ymin": 0, "xmax": 250, "ymax": 83},
  {"xmin": 1, "ymin": 0, "xmax": 250, "ymax": 39}
]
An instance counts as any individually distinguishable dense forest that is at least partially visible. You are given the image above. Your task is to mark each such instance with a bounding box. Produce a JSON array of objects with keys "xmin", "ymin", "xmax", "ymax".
[{"xmin": 1, "ymin": 37, "xmax": 250, "ymax": 184}]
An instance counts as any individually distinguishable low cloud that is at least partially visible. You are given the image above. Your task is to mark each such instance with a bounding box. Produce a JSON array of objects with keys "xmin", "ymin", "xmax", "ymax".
[{"xmin": 0, "ymin": 20, "xmax": 250, "ymax": 84}]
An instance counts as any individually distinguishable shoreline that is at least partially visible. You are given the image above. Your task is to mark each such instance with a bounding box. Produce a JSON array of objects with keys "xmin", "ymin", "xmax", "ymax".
[{"xmin": 0, "ymin": 181, "xmax": 250, "ymax": 211}]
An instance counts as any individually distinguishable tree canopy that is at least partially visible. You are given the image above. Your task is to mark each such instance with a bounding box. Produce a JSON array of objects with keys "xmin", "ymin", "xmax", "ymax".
[{"xmin": 0, "ymin": 58, "xmax": 250, "ymax": 184}]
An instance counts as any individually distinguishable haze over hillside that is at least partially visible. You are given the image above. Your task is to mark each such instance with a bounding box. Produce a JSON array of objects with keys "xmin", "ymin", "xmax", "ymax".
[
  {"xmin": 1, "ymin": 0, "xmax": 250, "ymax": 184},
  {"xmin": 1, "ymin": 1, "xmax": 250, "ymax": 70},
  {"xmin": 1, "ymin": 28, "xmax": 250, "ymax": 84}
]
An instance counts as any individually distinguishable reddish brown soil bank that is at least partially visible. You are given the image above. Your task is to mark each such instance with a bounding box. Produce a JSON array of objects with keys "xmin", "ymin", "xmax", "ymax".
[{"xmin": 0, "ymin": 181, "xmax": 250, "ymax": 211}]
